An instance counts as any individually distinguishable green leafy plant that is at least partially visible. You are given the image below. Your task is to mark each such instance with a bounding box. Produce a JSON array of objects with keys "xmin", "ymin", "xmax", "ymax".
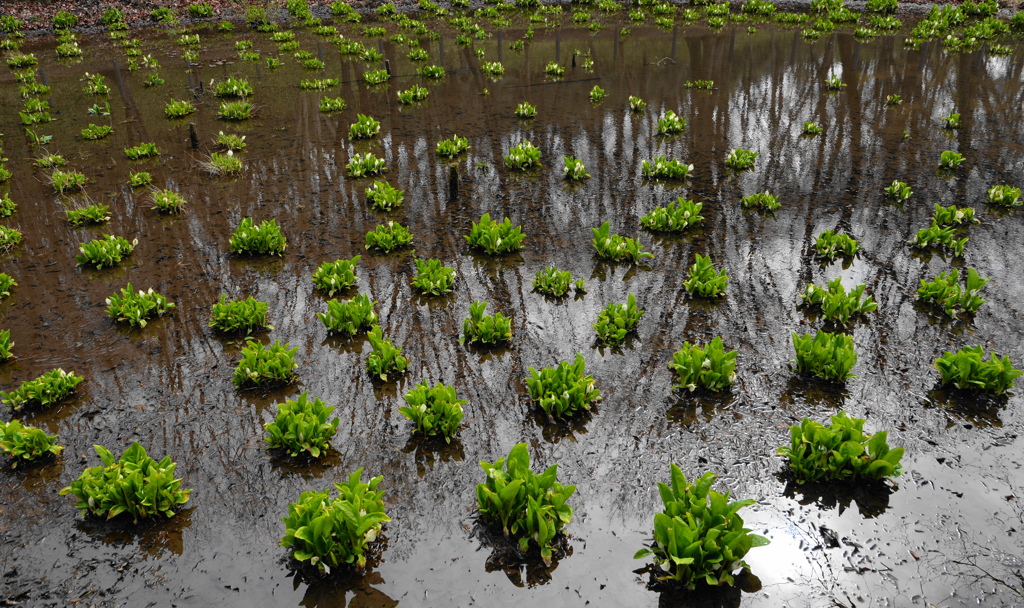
[
  {"xmin": 885, "ymin": 93, "xmax": 902, "ymax": 105},
  {"xmin": 791, "ymin": 330, "xmax": 857, "ymax": 383},
  {"xmin": 0, "ymin": 193, "xmax": 14, "ymax": 218},
  {"xmin": 591, "ymin": 222, "xmax": 653, "ymax": 264},
  {"xmin": 106, "ymin": 284, "xmax": 174, "ymax": 328},
  {"xmin": 594, "ymin": 293, "xmax": 644, "ymax": 346},
  {"xmin": 280, "ymin": 468, "xmax": 389, "ymax": 572},
  {"xmin": 190, "ymin": 2, "xmax": 215, "ymax": 17},
  {"xmin": 365, "ymin": 221, "xmax": 413, "ymax": 253},
  {"xmin": 629, "ymin": 95, "xmax": 647, "ymax": 112},
  {"xmin": 216, "ymin": 132, "xmax": 246, "ymax": 151},
  {"xmin": 77, "ymin": 235, "xmax": 136, "ymax": 269},
  {"xmin": 316, "ymin": 96, "xmax": 346, "ymax": 113},
  {"xmin": 938, "ymin": 150, "xmax": 964, "ymax": 170},
  {"xmin": 215, "ymin": 76, "xmax": 254, "ymax": 97},
  {"xmin": 366, "ymin": 325, "xmax": 409, "ymax": 381},
  {"xmin": 0, "ymin": 419, "xmax": 63, "ymax": 466},
  {"xmin": 476, "ymin": 443, "xmax": 575, "ymax": 565},
  {"xmin": 934, "ymin": 346, "xmax": 1021, "ymax": 395},
  {"xmin": 917, "ymin": 268, "xmax": 988, "ymax": 318},
  {"xmin": 931, "ymin": 203, "xmax": 978, "ymax": 228},
  {"xmin": 655, "ymin": 110, "xmax": 687, "ymax": 135},
  {"xmin": 482, "ymin": 61, "xmax": 505, "ymax": 76},
  {"xmin": 349, "ymin": 114, "xmax": 381, "ymax": 140},
  {"xmin": 563, "ymin": 156, "xmax": 591, "ymax": 181},
  {"xmin": 504, "ymin": 141, "xmax": 542, "ymax": 170},
  {"xmin": 799, "ymin": 278, "xmax": 877, "ymax": 326},
  {"xmin": 124, "ymin": 142, "xmax": 160, "ymax": 160},
  {"xmin": 684, "ymin": 254, "xmax": 728, "ymax": 298},
  {"xmin": 265, "ymin": 392, "xmax": 339, "ymax": 458},
  {"xmin": 589, "ymin": 85, "xmax": 606, "ymax": 103},
  {"xmin": 312, "ymin": 256, "xmax": 360, "ymax": 295},
  {"xmin": 230, "ymin": 218, "xmax": 286, "ymax": 256},
  {"xmin": 461, "ymin": 301, "xmax": 512, "ymax": 345},
  {"xmin": 641, "ymin": 197, "xmax": 704, "ymax": 232},
  {"xmin": 1, "ymin": 368, "xmax": 83, "ymax": 412},
  {"xmin": 365, "ymin": 181, "xmax": 404, "ymax": 211},
  {"xmin": 642, "ymin": 155, "xmax": 693, "ymax": 180},
  {"xmin": 54, "ymin": 10, "xmax": 78, "ymax": 29},
  {"xmin": 59, "ymin": 442, "xmax": 191, "ymax": 522},
  {"xmin": 741, "ymin": 191, "xmax": 780, "ymax": 211},
  {"xmin": 986, "ymin": 185, "xmax": 1021, "ymax": 207},
  {"xmin": 209, "ymin": 294, "xmax": 271, "ymax": 334},
  {"xmin": 317, "ymin": 293, "xmax": 378, "ymax": 336},
  {"xmin": 669, "ymin": 337, "xmax": 737, "ymax": 393},
  {"xmin": 399, "ymin": 381, "xmax": 466, "ymax": 442},
  {"xmin": 909, "ymin": 223, "xmax": 968, "ymax": 257},
  {"xmin": 941, "ymin": 112, "xmax": 961, "ymax": 129},
  {"xmin": 397, "ymin": 85, "xmax": 429, "ymax": 104},
  {"xmin": 411, "ymin": 258, "xmax": 456, "ymax": 295},
  {"xmin": 634, "ymin": 466, "xmax": 769, "ymax": 588},
  {"xmin": 218, "ymin": 101, "xmax": 252, "ymax": 121},
  {"xmin": 514, "ymin": 101, "xmax": 538, "ymax": 119},
  {"xmin": 436, "ymin": 135, "xmax": 469, "ymax": 157},
  {"xmin": 814, "ymin": 230, "xmax": 861, "ymax": 261},
  {"xmin": 778, "ymin": 411, "xmax": 904, "ymax": 483},
  {"xmin": 232, "ymin": 340, "xmax": 298, "ymax": 388},
  {"xmin": 303, "ymin": 59, "xmax": 325, "ymax": 70},
  {"xmin": 66, "ymin": 203, "xmax": 110, "ymax": 226},
  {"xmin": 0, "ymin": 274, "xmax": 14, "ymax": 301},
  {"xmin": 81, "ymin": 123, "xmax": 113, "ymax": 140},
  {"xmin": 465, "ymin": 213, "xmax": 525, "ymax": 255},
  {"xmin": 363, "ymin": 69, "xmax": 391, "ymax": 85},
  {"xmin": 346, "ymin": 152, "xmax": 387, "ymax": 177},
  {"xmin": 532, "ymin": 266, "xmax": 585, "ymax": 297},
  {"xmin": 0, "ymin": 226, "xmax": 22, "ymax": 253},
  {"xmin": 526, "ymin": 353, "xmax": 600, "ymax": 421},
  {"xmin": 883, "ymin": 180, "xmax": 912, "ymax": 202},
  {"xmin": 544, "ymin": 61, "xmax": 565, "ymax": 76},
  {"xmin": 205, "ymin": 151, "xmax": 243, "ymax": 175},
  {"xmin": 418, "ymin": 65, "xmax": 446, "ymax": 79},
  {"xmin": 128, "ymin": 171, "xmax": 153, "ymax": 188},
  {"xmin": 825, "ymin": 74, "xmax": 846, "ymax": 90},
  {"xmin": 300, "ymin": 78, "xmax": 339, "ymax": 91},
  {"xmin": 50, "ymin": 170, "xmax": 86, "ymax": 193},
  {"xmin": 34, "ymin": 153, "xmax": 65, "ymax": 169},
  {"xmin": 724, "ymin": 148, "xmax": 757, "ymax": 170},
  {"xmin": 802, "ymin": 121, "xmax": 823, "ymax": 135}
]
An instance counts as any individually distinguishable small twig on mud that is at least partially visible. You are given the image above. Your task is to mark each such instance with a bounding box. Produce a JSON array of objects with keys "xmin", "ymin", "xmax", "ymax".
[{"xmin": 951, "ymin": 559, "xmax": 1024, "ymax": 596}]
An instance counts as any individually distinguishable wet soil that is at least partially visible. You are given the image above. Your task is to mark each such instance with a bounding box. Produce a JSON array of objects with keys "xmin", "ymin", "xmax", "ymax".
[{"xmin": 1, "ymin": 11, "xmax": 1023, "ymax": 608}]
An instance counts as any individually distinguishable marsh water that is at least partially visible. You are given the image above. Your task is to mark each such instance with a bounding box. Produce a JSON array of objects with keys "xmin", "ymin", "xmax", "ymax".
[{"xmin": 1, "ymin": 11, "xmax": 1024, "ymax": 607}]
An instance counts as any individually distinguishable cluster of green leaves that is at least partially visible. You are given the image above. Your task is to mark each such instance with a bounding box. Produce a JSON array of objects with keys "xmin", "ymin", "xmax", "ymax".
[
  {"xmin": 280, "ymin": 469, "xmax": 389, "ymax": 572},
  {"xmin": 987, "ymin": 184, "xmax": 1021, "ymax": 207},
  {"xmin": 216, "ymin": 132, "xmax": 246, "ymax": 151},
  {"xmin": 265, "ymin": 392, "xmax": 339, "ymax": 459},
  {"xmin": 655, "ymin": 110, "xmax": 687, "ymax": 135},
  {"xmin": 640, "ymin": 197, "xmax": 704, "ymax": 232},
  {"xmin": 461, "ymin": 301, "xmax": 512, "ymax": 345},
  {"xmin": 917, "ymin": 268, "xmax": 988, "ymax": 318},
  {"xmin": 64, "ymin": 203, "xmax": 110, "ymax": 226},
  {"xmin": 628, "ymin": 95, "xmax": 647, "ymax": 112},
  {"xmin": 164, "ymin": 99, "xmax": 196, "ymax": 119},
  {"xmin": 218, "ymin": 101, "xmax": 252, "ymax": 121},
  {"xmin": 482, "ymin": 61, "xmax": 505, "ymax": 76},
  {"xmin": 532, "ymin": 266, "xmax": 585, "ymax": 297},
  {"xmin": 33, "ymin": 153, "xmax": 64, "ymax": 169},
  {"xmin": 684, "ymin": 254, "xmax": 728, "ymax": 298},
  {"xmin": 399, "ymin": 381, "xmax": 466, "ymax": 442},
  {"xmin": 476, "ymin": 443, "xmax": 575, "ymax": 565},
  {"xmin": 230, "ymin": 218, "xmax": 286, "ymax": 256},
  {"xmin": 725, "ymin": 148, "xmax": 758, "ymax": 170},
  {"xmin": 0, "ymin": 226, "xmax": 21, "ymax": 253},
  {"xmin": 742, "ymin": 0, "xmax": 776, "ymax": 15},
  {"xmin": 814, "ymin": 230, "xmax": 861, "ymax": 261},
  {"xmin": 319, "ymin": 96, "xmax": 347, "ymax": 113},
  {"xmin": 209, "ymin": 295, "xmax": 271, "ymax": 334},
  {"xmin": 81, "ymin": 72, "xmax": 110, "ymax": 95},
  {"xmin": 465, "ymin": 213, "xmax": 525, "ymax": 255},
  {"xmin": 124, "ymin": 142, "xmax": 160, "ymax": 160},
  {"xmin": 349, "ymin": 114, "xmax": 381, "ymax": 140},
  {"xmin": 418, "ymin": 65, "xmax": 445, "ymax": 79},
  {"xmin": 312, "ymin": 256, "xmax": 360, "ymax": 295},
  {"xmin": 791, "ymin": 330, "xmax": 857, "ymax": 383},
  {"xmin": 128, "ymin": 171, "xmax": 152, "ymax": 188},
  {"xmin": 0, "ymin": 329, "xmax": 10, "ymax": 360},
  {"xmin": 526, "ymin": 353, "xmax": 601, "ymax": 421},
  {"xmin": 365, "ymin": 181, "xmax": 404, "ymax": 211},
  {"xmin": 778, "ymin": 412, "xmax": 905, "ymax": 484},
  {"xmin": 938, "ymin": 150, "xmax": 965, "ymax": 169},
  {"xmin": 634, "ymin": 466, "xmax": 769, "ymax": 589},
  {"xmin": 563, "ymin": 156, "xmax": 591, "ymax": 181},
  {"xmin": 0, "ymin": 193, "xmax": 14, "ymax": 217},
  {"xmin": 591, "ymin": 222, "xmax": 653, "ymax": 264},
  {"xmin": 741, "ymin": 191, "xmax": 779, "ymax": 211},
  {"xmin": 935, "ymin": 346, "xmax": 1021, "ymax": 395},
  {"xmin": 802, "ymin": 121, "xmax": 823, "ymax": 135},
  {"xmin": 825, "ymin": 74, "xmax": 846, "ymax": 91},
  {"xmin": 411, "ymin": 258, "xmax": 456, "ymax": 295},
  {"xmin": 317, "ymin": 293, "xmax": 378, "ymax": 336},
  {"xmin": 232, "ymin": 340, "xmax": 298, "ymax": 388},
  {"xmin": 515, "ymin": 101, "xmax": 538, "ymax": 119},
  {"xmin": 106, "ymin": 284, "xmax": 174, "ymax": 328},
  {"xmin": 669, "ymin": 337, "xmax": 737, "ymax": 393},
  {"xmin": 189, "ymin": 2, "xmax": 215, "ymax": 17},
  {"xmin": 77, "ymin": 235, "xmax": 135, "ymax": 269},
  {"xmin": 931, "ymin": 203, "xmax": 978, "ymax": 227},
  {"xmin": 884, "ymin": 180, "xmax": 912, "ymax": 202},
  {"xmin": 941, "ymin": 112, "xmax": 962, "ymax": 129},
  {"xmin": 81, "ymin": 123, "xmax": 112, "ymax": 140},
  {"xmin": 504, "ymin": 141, "xmax": 542, "ymax": 170},
  {"xmin": 366, "ymin": 222, "xmax": 413, "ymax": 253},
  {"xmin": 398, "ymin": 84, "xmax": 429, "ymax": 104},
  {"xmin": 641, "ymin": 155, "xmax": 693, "ymax": 180},
  {"xmin": 346, "ymin": 152, "xmax": 387, "ymax": 177},
  {"xmin": 50, "ymin": 170, "xmax": 86, "ymax": 193},
  {"xmin": 544, "ymin": 61, "xmax": 565, "ymax": 76},
  {"xmin": 366, "ymin": 325, "xmax": 409, "ymax": 381},
  {"xmin": 215, "ymin": 76, "xmax": 254, "ymax": 97},
  {"xmin": 800, "ymin": 278, "xmax": 877, "ymax": 326},
  {"xmin": 300, "ymin": 78, "xmax": 339, "ymax": 90},
  {"xmin": 206, "ymin": 151, "xmax": 243, "ymax": 175},
  {"xmin": 59, "ymin": 442, "xmax": 192, "ymax": 522},
  {"xmin": 0, "ymin": 419, "xmax": 63, "ymax": 465},
  {"xmin": 594, "ymin": 293, "xmax": 644, "ymax": 346},
  {"xmin": 363, "ymin": 68, "xmax": 391, "ymax": 85},
  {"xmin": 436, "ymin": 135, "xmax": 469, "ymax": 157},
  {"xmin": 909, "ymin": 223, "xmax": 968, "ymax": 257},
  {"xmin": 2, "ymin": 368, "xmax": 82, "ymax": 412}
]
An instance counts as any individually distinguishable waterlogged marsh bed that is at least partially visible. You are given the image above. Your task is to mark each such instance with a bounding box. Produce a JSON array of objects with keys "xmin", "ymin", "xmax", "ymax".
[{"xmin": 1, "ymin": 9, "xmax": 1024, "ymax": 607}]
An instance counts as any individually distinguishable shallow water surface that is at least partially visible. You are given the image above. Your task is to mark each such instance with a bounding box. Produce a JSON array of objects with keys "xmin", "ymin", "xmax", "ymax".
[{"xmin": 1, "ymin": 13, "xmax": 1023, "ymax": 608}]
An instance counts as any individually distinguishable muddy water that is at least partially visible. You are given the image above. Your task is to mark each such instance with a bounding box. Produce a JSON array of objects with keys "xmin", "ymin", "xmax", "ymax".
[{"xmin": 1, "ymin": 14, "xmax": 1023, "ymax": 608}]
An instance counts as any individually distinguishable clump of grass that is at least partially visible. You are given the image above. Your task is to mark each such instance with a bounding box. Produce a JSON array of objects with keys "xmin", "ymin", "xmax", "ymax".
[
  {"xmin": 215, "ymin": 132, "xmax": 246, "ymax": 151},
  {"xmin": 215, "ymin": 77, "xmax": 254, "ymax": 97},
  {"xmin": 34, "ymin": 154, "xmax": 65, "ymax": 168},
  {"xmin": 319, "ymin": 97, "xmax": 347, "ymax": 113},
  {"xmin": 300, "ymin": 78, "xmax": 339, "ymax": 90},
  {"xmin": 50, "ymin": 170, "xmax": 87, "ymax": 193},
  {"xmin": 81, "ymin": 124, "xmax": 112, "ymax": 140},
  {"xmin": 0, "ymin": 226, "xmax": 22, "ymax": 253},
  {"xmin": 152, "ymin": 189, "xmax": 186, "ymax": 214},
  {"xmin": 203, "ymin": 151, "xmax": 243, "ymax": 175},
  {"xmin": 66, "ymin": 203, "xmax": 110, "ymax": 226},
  {"xmin": 164, "ymin": 99, "xmax": 196, "ymax": 119},
  {"xmin": 218, "ymin": 101, "xmax": 252, "ymax": 121},
  {"xmin": 365, "ymin": 221, "xmax": 413, "ymax": 253},
  {"xmin": 124, "ymin": 142, "xmax": 160, "ymax": 160}
]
